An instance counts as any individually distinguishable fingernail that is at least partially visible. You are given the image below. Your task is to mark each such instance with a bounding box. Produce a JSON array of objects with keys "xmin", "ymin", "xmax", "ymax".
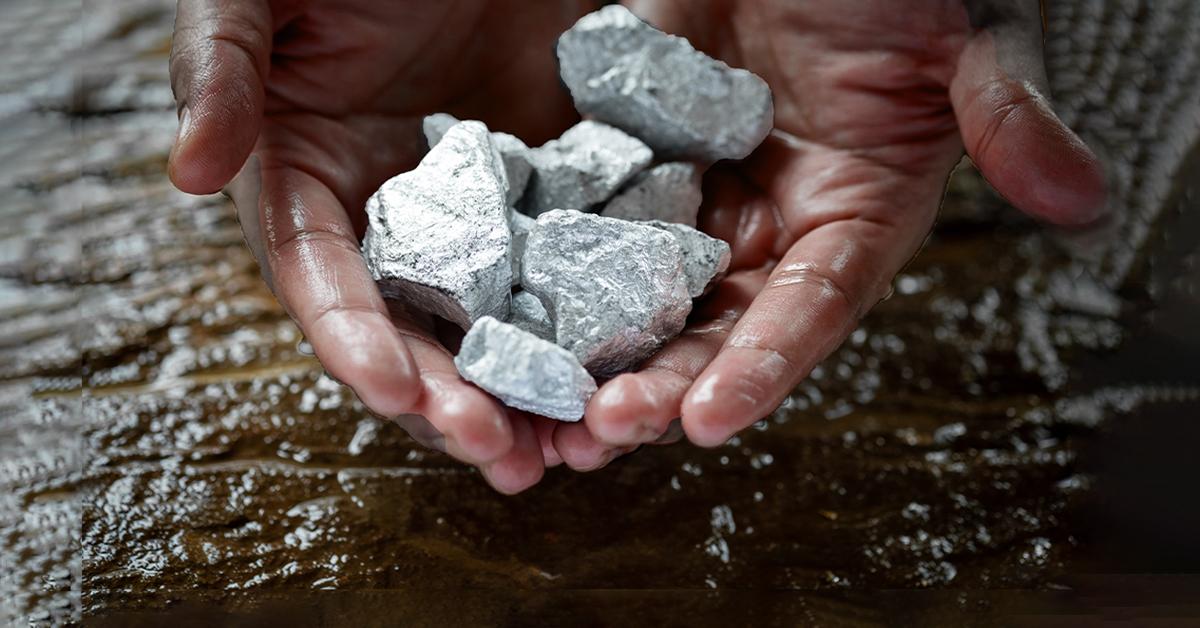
[
  {"xmin": 652, "ymin": 419, "xmax": 685, "ymax": 445},
  {"xmin": 173, "ymin": 106, "xmax": 193, "ymax": 148},
  {"xmin": 168, "ymin": 106, "xmax": 192, "ymax": 175},
  {"xmin": 597, "ymin": 445, "xmax": 637, "ymax": 469}
]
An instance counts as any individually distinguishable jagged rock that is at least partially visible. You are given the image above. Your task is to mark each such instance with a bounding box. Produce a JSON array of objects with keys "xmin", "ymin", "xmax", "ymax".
[
  {"xmin": 455, "ymin": 316, "xmax": 596, "ymax": 422},
  {"xmin": 508, "ymin": 291, "xmax": 554, "ymax": 341},
  {"xmin": 557, "ymin": 5, "xmax": 774, "ymax": 162},
  {"xmin": 363, "ymin": 121, "xmax": 511, "ymax": 329},
  {"xmin": 423, "ymin": 113, "xmax": 532, "ymax": 206},
  {"xmin": 519, "ymin": 120, "xmax": 652, "ymax": 216},
  {"xmin": 522, "ymin": 209, "xmax": 691, "ymax": 376},
  {"xmin": 642, "ymin": 220, "xmax": 730, "ymax": 297},
  {"xmin": 600, "ymin": 162, "xmax": 703, "ymax": 226},
  {"xmin": 507, "ymin": 209, "xmax": 535, "ymax": 287}
]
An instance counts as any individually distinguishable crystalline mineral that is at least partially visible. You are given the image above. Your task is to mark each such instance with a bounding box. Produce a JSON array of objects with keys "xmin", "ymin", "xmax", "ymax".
[
  {"xmin": 519, "ymin": 120, "xmax": 653, "ymax": 216},
  {"xmin": 508, "ymin": 291, "xmax": 554, "ymax": 341},
  {"xmin": 522, "ymin": 209, "xmax": 691, "ymax": 376},
  {"xmin": 557, "ymin": 5, "xmax": 774, "ymax": 162},
  {"xmin": 423, "ymin": 113, "xmax": 533, "ymax": 206},
  {"xmin": 362, "ymin": 121, "xmax": 511, "ymax": 329},
  {"xmin": 455, "ymin": 316, "xmax": 597, "ymax": 422},
  {"xmin": 507, "ymin": 209, "xmax": 535, "ymax": 287},
  {"xmin": 600, "ymin": 162, "xmax": 703, "ymax": 226},
  {"xmin": 642, "ymin": 220, "xmax": 731, "ymax": 297}
]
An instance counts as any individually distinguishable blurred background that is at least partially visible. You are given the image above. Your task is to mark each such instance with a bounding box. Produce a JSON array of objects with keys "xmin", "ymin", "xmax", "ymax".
[{"xmin": 1, "ymin": 0, "xmax": 1198, "ymax": 625}]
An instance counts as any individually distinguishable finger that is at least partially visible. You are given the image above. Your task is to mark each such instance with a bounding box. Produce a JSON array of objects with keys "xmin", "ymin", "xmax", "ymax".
[
  {"xmin": 414, "ymin": 371, "xmax": 515, "ymax": 466},
  {"xmin": 244, "ymin": 162, "xmax": 425, "ymax": 419},
  {"xmin": 169, "ymin": 0, "xmax": 272, "ymax": 194},
  {"xmin": 584, "ymin": 269, "xmax": 767, "ymax": 447},
  {"xmin": 653, "ymin": 419, "xmax": 685, "ymax": 445},
  {"xmin": 950, "ymin": 0, "xmax": 1107, "ymax": 226},
  {"xmin": 529, "ymin": 416, "xmax": 564, "ymax": 468},
  {"xmin": 552, "ymin": 421, "xmax": 636, "ymax": 472},
  {"xmin": 480, "ymin": 414, "xmax": 545, "ymax": 494},
  {"xmin": 377, "ymin": 296, "xmax": 516, "ymax": 465},
  {"xmin": 681, "ymin": 145, "xmax": 945, "ymax": 447},
  {"xmin": 393, "ymin": 414, "xmax": 446, "ymax": 453}
]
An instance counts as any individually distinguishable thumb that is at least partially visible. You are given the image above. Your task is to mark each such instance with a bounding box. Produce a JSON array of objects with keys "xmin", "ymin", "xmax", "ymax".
[
  {"xmin": 169, "ymin": 0, "xmax": 272, "ymax": 195},
  {"xmin": 949, "ymin": 1, "xmax": 1108, "ymax": 227}
]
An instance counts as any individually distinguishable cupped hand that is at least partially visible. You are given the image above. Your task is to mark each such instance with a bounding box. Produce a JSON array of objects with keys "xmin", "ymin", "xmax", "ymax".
[
  {"xmin": 168, "ymin": 0, "xmax": 607, "ymax": 492},
  {"xmin": 169, "ymin": 0, "xmax": 1107, "ymax": 485},
  {"xmin": 566, "ymin": 0, "xmax": 1107, "ymax": 457}
]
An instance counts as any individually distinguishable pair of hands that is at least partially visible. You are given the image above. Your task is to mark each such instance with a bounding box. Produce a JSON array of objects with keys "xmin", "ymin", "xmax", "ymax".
[{"xmin": 168, "ymin": 0, "xmax": 1106, "ymax": 493}]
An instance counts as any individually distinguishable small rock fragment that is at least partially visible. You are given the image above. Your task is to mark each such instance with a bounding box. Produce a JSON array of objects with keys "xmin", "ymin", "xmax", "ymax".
[
  {"xmin": 520, "ymin": 120, "xmax": 653, "ymax": 216},
  {"xmin": 421, "ymin": 113, "xmax": 459, "ymax": 147},
  {"xmin": 522, "ymin": 210, "xmax": 691, "ymax": 376},
  {"xmin": 507, "ymin": 209, "xmax": 535, "ymax": 286},
  {"xmin": 557, "ymin": 5, "xmax": 774, "ymax": 162},
  {"xmin": 424, "ymin": 113, "xmax": 533, "ymax": 206},
  {"xmin": 455, "ymin": 316, "xmax": 597, "ymax": 422},
  {"xmin": 642, "ymin": 220, "xmax": 731, "ymax": 297},
  {"xmin": 363, "ymin": 121, "xmax": 511, "ymax": 329},
  {"xmin": 600, "ymin": 162, "xmax": 703, "ymax": 226},
  {"xmin": 508, "ymin": 291, "xmax": 554, "ymax": 341}
]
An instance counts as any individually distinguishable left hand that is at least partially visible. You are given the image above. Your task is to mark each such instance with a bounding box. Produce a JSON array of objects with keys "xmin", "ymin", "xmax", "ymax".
[{"xmin": 548, "ymin": 0, "xmax": 1107, "ymax": 467}]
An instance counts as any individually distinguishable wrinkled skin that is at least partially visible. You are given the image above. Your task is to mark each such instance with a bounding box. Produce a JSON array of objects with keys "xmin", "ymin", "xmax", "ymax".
[{"xmin": 169, "ymin": 0, "xmax": 1106, "ymax": 493}]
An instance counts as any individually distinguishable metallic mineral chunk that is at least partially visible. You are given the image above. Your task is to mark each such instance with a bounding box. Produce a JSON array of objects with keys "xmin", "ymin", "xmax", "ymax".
[
  {"xmin": 600, "ymin": 162, "xmax": 703, "ymax": 226},
  {"xmin": 362, "ymin": 121, "xmax": 511, "ymax": 329},
  {"xmin": 522, "ymin": 210, "xmax": 692, "ymax": 376},
  {"xmin": 508, "ymin": 290, "xmax": 554, "ymax": 341},
  {"xmin": 557, "ymin": 5, "xmax": 774, "ymax": 162},
  {"xmin": 455, "ymin": 316, "xmax": 597, "ymax": 422},
  {"xmin": 642, "ymin": 220, "xmax": 731, "ymax": 297},
  {"xmin": 423, "ymin": 113, "xmax": 532, "ymax": 206},
  {"xmin": 519, "ymin": 120, "xmax": 653, "ymax": 216},
  {"xmin": 507, "ymin": 209, "xmax": 535, "ymax": 287}
]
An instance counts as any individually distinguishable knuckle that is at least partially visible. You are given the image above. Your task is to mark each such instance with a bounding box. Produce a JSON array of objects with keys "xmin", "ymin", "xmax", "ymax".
[
  {"xmin": 767, "ymin": 261, "xmax": 857, "ymax": 313},
  {"xmin": 968, "ymin": 78, "xmax": 1037, "ymax": 163},
  {"xmin": 169, "ymin": 6, "xmax": 269, "ymax": 103},
  {"xmin": 270, "ymin": 226, "xmax": 361, "ymax": 265}
]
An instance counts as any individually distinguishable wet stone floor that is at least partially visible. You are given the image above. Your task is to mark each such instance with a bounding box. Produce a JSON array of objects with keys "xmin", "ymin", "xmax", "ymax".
[{"xmin": 1, "ymin": 0, "xmax": 1199, "ymax": 626}]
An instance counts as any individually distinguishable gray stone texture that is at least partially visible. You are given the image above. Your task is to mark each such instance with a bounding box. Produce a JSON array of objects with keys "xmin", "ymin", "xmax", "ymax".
[
  {"xmin": 363, "ymin": 121, "xmax": 511, "ymax": 329},
  {"xmin": 642, "ymin": 220, "xmax": 731, "ymax": 297},
  {"xmin": 455, "ymin": 316, "xmax": 597, "ymax": 422},
  {"xmin": 521, "ymin": 209, "xmax": 692, "ymax": 376},
  {"xmin": 557, "ymin": 5, "xmax": 774, "ymax": 162},
  {"xmin": 600, "ymin": 162, "xmax": 703, "ymax": 226},
  {"xmin": 423, "ymin": 113, "xmax": 533, "ymax": 206},
  {"xmin": 519, "ymin": 120, "xmax": 652, "ymax": 216}
]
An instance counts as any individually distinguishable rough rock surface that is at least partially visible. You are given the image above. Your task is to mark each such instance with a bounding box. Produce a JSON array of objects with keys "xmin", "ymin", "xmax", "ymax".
[
  {"xmin": 519, "ymin": 120, "xmax": 652, "ymax": 216},
  {"xmin": 424, "ymin": 113, "xmax": 533, "ymax": 206},
  {"xmin": 507, "ymin": 209, "xmax": 535, "ymax": 287},
  {"xmin": 643, "ymin": 220, "xmax": 731, "ymax": 297},
  {"xmin": 363, "ymin": 121, "xmax": 511, "ymax": 329},
  {"xmin": 522, "ymin": 210, "xmax": 691, "ymax": 376},
  {"xmin": 600, "ymin": 162, "xmax": 703, "ymax": 226},
  {"xmin": 508, "ymin": 291, "xmax": 555, "ymax": 341},
  {"xmin": 557, "ymin": 5, "xmax": 774, "ymax": 162},
  {"xmin": 455, "ymin": 316, "xmax": 597, "ymax": 421}
]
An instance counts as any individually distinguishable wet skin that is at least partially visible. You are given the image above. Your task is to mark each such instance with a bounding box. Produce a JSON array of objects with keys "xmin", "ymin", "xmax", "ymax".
[{"xmin": 168, "ymin": 0, "xmax": 1105, "ymax": 491}]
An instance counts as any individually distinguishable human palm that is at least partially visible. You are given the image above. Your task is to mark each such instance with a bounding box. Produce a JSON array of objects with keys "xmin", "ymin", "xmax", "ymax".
[{"xmin": 169, "ymin": 0, "xmax": 1105, "ymax": 492}]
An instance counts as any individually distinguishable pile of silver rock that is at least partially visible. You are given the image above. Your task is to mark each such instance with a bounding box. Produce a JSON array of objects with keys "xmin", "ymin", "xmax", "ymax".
[{"xmin": 361, "ymin": 5, "xmax": 773, "ymax": 421}]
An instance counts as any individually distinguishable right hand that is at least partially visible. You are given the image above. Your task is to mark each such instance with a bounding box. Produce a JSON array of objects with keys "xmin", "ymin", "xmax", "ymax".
[{"xmin": 168, "ymin": 0, "xmax": 603, "ymax": 493}]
